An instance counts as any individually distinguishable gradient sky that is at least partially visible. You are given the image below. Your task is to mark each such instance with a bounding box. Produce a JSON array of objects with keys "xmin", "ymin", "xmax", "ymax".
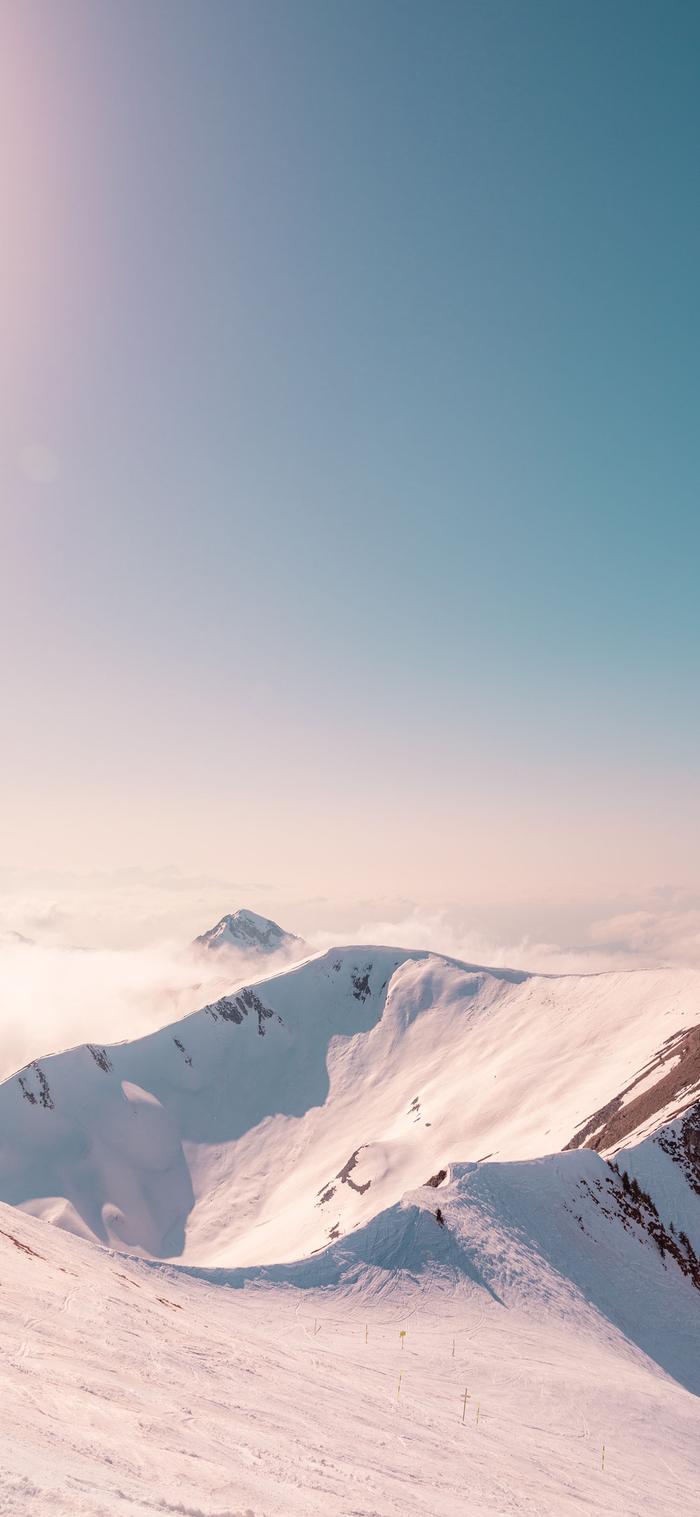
[{"xmin": 1, "ymin": 0, "xmax": 699, "ymax": 917}]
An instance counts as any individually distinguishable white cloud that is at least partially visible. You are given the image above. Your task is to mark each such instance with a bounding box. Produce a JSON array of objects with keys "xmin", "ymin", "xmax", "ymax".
[
  {"xmin": 307, "ymin": 889, "xmax": 700, "ymax": 975},
  {"xmin": 0, "ymin": 935, "xmax": 300, "ymax": 1083}
]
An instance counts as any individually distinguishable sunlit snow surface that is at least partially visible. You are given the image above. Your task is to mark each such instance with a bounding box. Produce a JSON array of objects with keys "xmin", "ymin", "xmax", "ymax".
[
  {"xmin": 1, "ymin": 945, "xmax": 700, "ymax": 1512},
  {"xmin": 1, "ymin": 1162, "xmax": 699, "ymax": 1517},
  {"xmin": 1, "ymin": 947, "xmax": 699, "ymax": 1264}
]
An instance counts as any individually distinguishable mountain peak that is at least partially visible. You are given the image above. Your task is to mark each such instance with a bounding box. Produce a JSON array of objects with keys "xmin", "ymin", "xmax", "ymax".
[{"xmin": 193, "ymin": 908, "xmax": 303, "ymax": 956}]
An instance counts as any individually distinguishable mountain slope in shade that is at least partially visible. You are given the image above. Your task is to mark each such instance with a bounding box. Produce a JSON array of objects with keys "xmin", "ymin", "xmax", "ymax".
[
  {"xmin": 1, "ymin": 1145, "xmax": 699, "ymax": 1515},
  {"xmin": 192, "ymin": 905, "xmax": 304, "ymax": 957},
  {"xmin": 196, "ymin": 1141, "xmax": 700, "ymax": 1394},
  {"xmin": 2, "ymin": 947, "xmax": 700, "ymax": 1266}
]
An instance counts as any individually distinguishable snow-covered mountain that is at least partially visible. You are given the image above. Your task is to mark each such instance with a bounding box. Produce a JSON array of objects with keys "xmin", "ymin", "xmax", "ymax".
[
  {"xmin": 2, "ymin": 940, "xmax": 700, "ymax": 1512},
  {"xmin": 2, "ymin": 945, "xmax": 700, "ymax": 1267},
  {"xmin": 192, "ymin": 905, "xmax": 304, "ymax": 957},
  {"xmin": 1, "ymin": 1134, "xmax": 699, "ymax": 1515}
]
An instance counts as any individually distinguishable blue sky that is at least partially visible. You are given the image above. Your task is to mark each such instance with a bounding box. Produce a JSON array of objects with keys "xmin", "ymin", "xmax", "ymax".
[{"xmin": 1, "ymin": 0, "xmax": 699, "ymax": 915}]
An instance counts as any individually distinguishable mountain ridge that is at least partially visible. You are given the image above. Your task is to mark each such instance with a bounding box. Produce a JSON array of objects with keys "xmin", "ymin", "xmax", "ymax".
[{"xmin": 1, "ymin": 944, "xmax": 699, "ymax": 1269}]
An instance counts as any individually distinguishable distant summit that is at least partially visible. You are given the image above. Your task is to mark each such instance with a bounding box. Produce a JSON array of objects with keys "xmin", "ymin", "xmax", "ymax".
[{"xmin": 193, "ymin": 907, "xmax": 303, "ymax": 958}]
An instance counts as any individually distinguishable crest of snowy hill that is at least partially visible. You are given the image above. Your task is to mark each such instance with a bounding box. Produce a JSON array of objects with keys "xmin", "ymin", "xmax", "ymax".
[
  {"xmin": 195, "ymin": 1145, "xmax": 700, "ymax": 1393},
  {"xmin": 2, "ymin": 1173, "xmax": 700, "ymax": 1516},
  {"xmin": 192, "ymin": 906, "xmax": 304, "ymax": 958},
  {"xmin": 2, "ymin": 946, "xmax": 700, "ymax": 1268}
]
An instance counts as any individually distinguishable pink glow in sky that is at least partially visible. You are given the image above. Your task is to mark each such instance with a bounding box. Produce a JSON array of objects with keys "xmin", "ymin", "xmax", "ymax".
[{"xmin": 1, "ymin": 3, "xmax": 698, "ymax": 929}]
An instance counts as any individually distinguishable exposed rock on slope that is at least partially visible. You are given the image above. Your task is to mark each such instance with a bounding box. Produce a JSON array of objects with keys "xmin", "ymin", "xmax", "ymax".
[{"xmin": 565, "ymin": 1021, "xmax": 700, "ymax": 1154}]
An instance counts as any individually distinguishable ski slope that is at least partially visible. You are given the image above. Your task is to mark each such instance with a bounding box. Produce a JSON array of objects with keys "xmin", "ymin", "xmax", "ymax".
[
  {"xmin": 1, "ymin": 946, "xmax": 699, "ymax": 1265},
  {"xmin": 1, "ymin": 1144, "xmax": 699, "ymax": 1517}
]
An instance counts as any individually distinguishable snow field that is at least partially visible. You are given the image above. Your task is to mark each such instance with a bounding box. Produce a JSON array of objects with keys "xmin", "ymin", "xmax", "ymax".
[{"xmin": 1, "ymin": 1168, "xmax": 699, "ymax": 1516}]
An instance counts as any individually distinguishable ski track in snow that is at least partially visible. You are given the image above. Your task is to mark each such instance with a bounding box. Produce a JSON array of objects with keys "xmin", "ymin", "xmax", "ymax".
[{"xmin": 0, "ymin": 1156, "xmax": 698, "ymax": 1516}]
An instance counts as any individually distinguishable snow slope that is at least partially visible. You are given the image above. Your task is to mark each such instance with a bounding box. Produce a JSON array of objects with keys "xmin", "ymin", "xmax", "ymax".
[
  {"xmin": 1, "ymin": 1145, "xmax": 699, "ymax": 1516},
  {"xmin": 1, "ymin": 946, "xmax": 700, "ymax": 1265}
]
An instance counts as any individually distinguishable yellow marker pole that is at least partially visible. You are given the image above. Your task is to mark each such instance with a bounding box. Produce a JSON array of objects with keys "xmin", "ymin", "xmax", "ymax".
[
  {"xmin": 601, "ymin": 1444, "xmax": 605, "ymax": 1472},
  {"xmin": 462, "ymin": 1387, "xmax": 469, "ymax": 1423},
  {"xmin": 399, "ymin": 1329, "xmax": 407, "ymax": 1349},
  {"xmin": 476, "ymin": 1402, "xmax": 480, "ymax": 1427},
  {"xmin": 365, "ymin": 1323, "xmax": 368, "ymax": 1345},
  {"xmin": 452, "ymin": 1337, "xmax": 455, "ymax": 1358}
]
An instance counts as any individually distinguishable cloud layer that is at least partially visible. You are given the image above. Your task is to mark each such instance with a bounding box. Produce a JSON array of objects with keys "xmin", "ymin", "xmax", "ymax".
[
  {"xmin": 0, "ymin": 935, "xmax": 300, "ymax": 1083},
  {"xmin": 2, "ymin": 878, "xmax": 700, "ymax": 1084}
]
